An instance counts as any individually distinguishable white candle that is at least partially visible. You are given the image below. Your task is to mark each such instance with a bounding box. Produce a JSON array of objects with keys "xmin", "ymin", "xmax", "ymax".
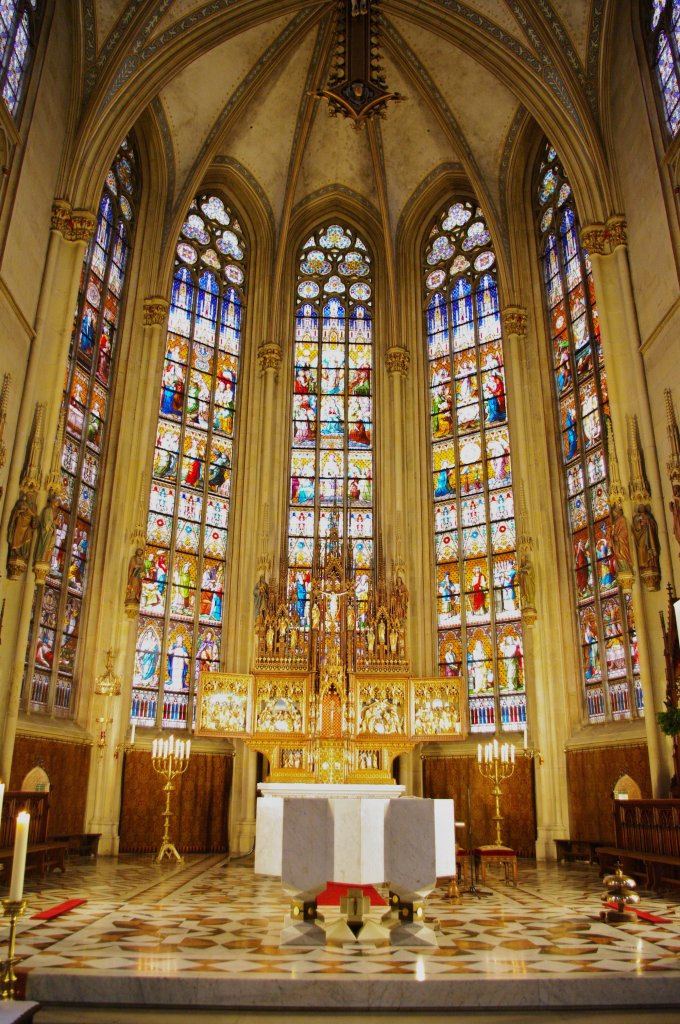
[
  {"xmin": 493, "ymin": 738, "xmax": 499, "ymax": 760},
  {"xmin": 477, "ymin": 744, "xmax": 482, "ymax": 763},
  {"xmin": 9, "ymin": 812, "xmax": 30, "ymax": 902},
  {"xmin": 178, "ymin": 740, "xmax": 185, "ymax": 761},
  {"xmin": 169, "ymin": 735, "xmax": 175, "ymax": 755},
  {"xmin": 523, "ymin": 726, "xmax": 527, "ymax": 750},
  {"xmin": 510, "ymin": 744, "xmax": 515, "ymax": 764},
  {"xmin": 163, "ymin": 740, "xmax": 169, "ymax": 759},
  {"xmin": 152, "ymin": 739, "xmax": 157, "ymax": 759},
  {"xmin": 130, "ymin": 722, "xmax": 136, "ymax": 746},
  {"xmin": 185, "ymin": 740, "xmax": 191, "ymax": 759}
]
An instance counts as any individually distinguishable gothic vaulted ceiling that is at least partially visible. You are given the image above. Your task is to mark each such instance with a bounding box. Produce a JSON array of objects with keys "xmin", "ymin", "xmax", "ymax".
[{"xmin": 82, "ymin": 1, "xmax": 604, "ymax": 242}]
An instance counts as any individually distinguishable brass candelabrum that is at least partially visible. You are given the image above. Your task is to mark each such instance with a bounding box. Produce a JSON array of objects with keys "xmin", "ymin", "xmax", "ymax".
[
  {"xmin": 0, "ymin": 899, "xmax": 27, "ymax": 1000},
  {"xmin": 151, "ymin": 736, "xmax": 191, "ymax": 863},
  {"xmin": 477, "ymin": 741, "xmax": 515, "ymax": 847}
]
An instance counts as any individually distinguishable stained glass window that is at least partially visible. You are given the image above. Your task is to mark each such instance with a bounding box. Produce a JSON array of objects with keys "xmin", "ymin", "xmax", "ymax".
[
  {"xmin": 286, "ymin": 223, "xmax": 374, "ymax": 626},
  {"xmin": 22, "ymin": 139, "xmax": 138, "ymax": 714},
  {"xmin": 0, "ymin": 0, "xmax": 41, "ymax": 118},
  {"xmin": 424, "ymin": 200, "xmax": 524, "ymax": 734},
  {"xmin": 131, "ymin": 194, "xmax": 246, "ymax": 730},
  {"xmin": 535, "ymin": 143, "xmax": 642, "ymax": 723},
  {"xmin": 650, "ymin": 0, "xmax": 680, "ymax": 136}
]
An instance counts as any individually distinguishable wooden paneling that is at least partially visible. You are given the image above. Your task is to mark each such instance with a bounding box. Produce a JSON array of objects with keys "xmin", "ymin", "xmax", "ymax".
[
  {"xmin": 9, "ymin": 735, "xmax": 91, "ymax": 836},
  {"xmin": 423, "ymin": 754, "xmax": 536, "ymax": 857},
  {"xmin": 566, "ymin": 744, "xmax": 652, "ymax": 843},
  {"xmin": 119, "ymin": 750, "xmax": 233, "ymax": 853}
]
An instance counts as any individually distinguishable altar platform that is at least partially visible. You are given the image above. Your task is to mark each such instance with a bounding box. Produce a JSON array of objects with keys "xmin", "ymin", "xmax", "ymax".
[{"xmin": 5, "ymin": 854, "xmax": 680, "ymax": 1020}]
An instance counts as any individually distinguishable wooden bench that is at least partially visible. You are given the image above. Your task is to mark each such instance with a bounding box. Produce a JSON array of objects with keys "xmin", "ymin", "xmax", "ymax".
[
  {"xmin": 51, "ymin": 833, "xmax": 101, "ymax": 859},
  {"xmin": 0, "ymin": 792, "xmax": 67, "ymax": 882},
  {"xmin": 596, "ymin": 845, "xmax": 680, "ymax": 890},
  {"xmin": 555, "ymin": 839, "xmax": 602, "ymax": 864}
]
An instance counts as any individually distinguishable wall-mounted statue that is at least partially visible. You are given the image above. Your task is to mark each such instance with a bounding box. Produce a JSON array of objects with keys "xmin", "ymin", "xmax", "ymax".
[
  {"xmin": 610, "ymin": 503, "xmax": 634, "ymax": 594},
  {"xmin": 632, "ymin": 503, "xmax": 661, "ymax": 591},
  {"xmin": 7, "ymin": 489, "xmax": 38, "ymax": 580},
  {"xmin": 32, "ymin": 491, "xmax": 58, "ymax": 585},
  {"xmin": 124, "ymin": 546, "xmax": 145, "ymax": 617}
]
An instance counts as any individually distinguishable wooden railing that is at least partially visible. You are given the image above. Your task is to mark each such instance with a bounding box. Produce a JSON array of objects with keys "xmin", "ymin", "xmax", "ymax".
[
  {"xmin": 613, "ymin": 799, "xmax": 680, "ymax": 858},
  {"xmin": 0, "ymin": 791, "xmax": 51, "ymax": 848}
]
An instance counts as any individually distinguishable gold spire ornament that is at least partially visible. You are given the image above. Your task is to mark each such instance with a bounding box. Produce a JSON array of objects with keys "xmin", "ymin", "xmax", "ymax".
[
  {"xmin": 315, "ymin": 0, "xmax": 403, "ymax": 128},
  {"xmin": 607, "ymin": 428, "xmax": 634, "ymax": 595},
  {"xmin": 516, "ymin": 484, "xmax": 537, "ymax": 625}
]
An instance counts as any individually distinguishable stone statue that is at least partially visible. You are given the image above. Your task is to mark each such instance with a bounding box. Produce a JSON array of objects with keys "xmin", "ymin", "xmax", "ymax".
[
  {"xmin": 266, "ymin": 623, "xmax": 274, "ymax": 652},
  {"xmin": 125, "ymin": 547, "xmax": 145, "ymax": 607},
  {"xmin": 611, "ymin": 504, "xmax": 633, "ymax": 574},
  {"xmin": 7, "ymin": 489, "xmax": 38, "ymax": 579},
  {"xmin": 33, "ymin": 492, "xmax": 58, "ymax": 580},
  {"xmin": 392, "ymin": 575, "xmax": 409, "ymax": 620},
  {"xmin": 254, "ymin": 575, "xmax": 269, "ymax": 620},
  {"xmin": 389, "ymin": 625, "xmax": 398, "ymax": 655},
  {"xmin": 517, "ymin": 551, "xmax": 536, "ymax": 611},
  {"xmin": 367, "ymin": 624, "xmax": 375, "ymax": 653},
  {"xmin": 670, "ymin": 486, "xmax": 680, "ymax": 550},
  {"xmin": 632, "ymin": 503, "xmax": 661, "ymax": 588},
  {"xmin": 378, "ymin": 618, "xmax": 386, "ymax": 645}
]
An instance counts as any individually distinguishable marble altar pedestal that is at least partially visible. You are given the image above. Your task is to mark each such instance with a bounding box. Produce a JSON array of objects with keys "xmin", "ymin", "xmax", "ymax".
[{"xmin": 255, "ymin": 784, "xmax": 454, "ymax": 946}]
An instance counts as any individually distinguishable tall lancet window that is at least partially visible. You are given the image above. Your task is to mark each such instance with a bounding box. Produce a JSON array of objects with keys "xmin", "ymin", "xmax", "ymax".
[
  {"xmin": 23, "ymin": 139, "xmax": 138, "ymax": 714},
  {"xmin": 649, "ymin": 0, "xmax": 680, "ymax": 137},
  {"xmin": 424, "ymin": 200, "xmax": 524, "ymax": 735},
  {"xmin": 0, "ymin": 0, "xmax": 42, "ymax": 118},
  {"xmin": 132, "ymin": 195, "xmax": 246, "ymax": 730},
  {"xmin": 535, "ymin": 144, "xmax": 642, "ymax": 722},
  {"xmin": 287, "ymin": 224, "xmax": 374, "ymax": 626}
]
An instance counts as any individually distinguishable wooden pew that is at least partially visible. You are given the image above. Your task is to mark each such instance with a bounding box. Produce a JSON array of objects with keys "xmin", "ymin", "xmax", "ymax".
[
  {"xmin": 596, "ymin": 799, "xmax": 680, "ymax": 891},
  {"xmin": 0, "ymin": 791, "xmax": 68, "ymax": 881}
]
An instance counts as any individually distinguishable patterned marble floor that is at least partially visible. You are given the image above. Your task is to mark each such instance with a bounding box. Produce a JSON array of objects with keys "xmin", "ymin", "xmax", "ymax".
[{"xmin": 5, "ymin": 854, "xmax": 680, "ymax": 1013}]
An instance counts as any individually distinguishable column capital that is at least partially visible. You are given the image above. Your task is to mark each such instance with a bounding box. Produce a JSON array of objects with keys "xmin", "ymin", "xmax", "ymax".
[
  {"xmin": 386, "ymin": 346, "xmax": 410, "ymax": 377},
  {"xmin": 50, "ymin": 199, "xmax": 97, "ymax": 242},
  {"xmin": 143, "ymin": 297, "xmax": 169, "ymax": 327},
  {"xmin": 258, "ymin": 340, "xmax": 282, "ymax": 374},
  {"xmin": 580, "ymin": 216, "xmax": 627, "ymax": 255},
  {"xmin": 501, "ymin": 306, "xmax": 527, "ymax": 337}
]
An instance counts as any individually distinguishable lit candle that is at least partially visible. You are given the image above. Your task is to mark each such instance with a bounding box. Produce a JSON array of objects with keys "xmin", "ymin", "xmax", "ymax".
[
  {"xmin": 178, "ymin": 740, "xmax": 185, "ymax": 761},
  {"xmin": 9, "ymin": 812, "xmax": 30, "ymax": 902},
  {"xmin": 163, "ymin": 740, "xmax": 169, "ymax": 759},
  {"xmin": 510, "ymin": 744, "xmax": 515, "ymax": 764},
  {"xmin": 185, "ymin": 740, "xmax": 191, "ymax": 759},
  {"xmin": 152, "ymin": 739, "xmax": 157, "ymax": 759},
  {"xmin": 477, "ymin": 744, "xmax": 482, "ymax": 763},
  {"xmin": 169, "ymin": 735, "xmax": 175, "ymax": 755},
  {"xmin": 493, "ymin": 738, "xmax": 499, "ymax": 761},
  {"xmin": 130, "ymin": 722, "xmax": 136, "ymax": 746},
  {"xmin": 523, "ymin": 726, "xmax": 527, "ymax": 750}
]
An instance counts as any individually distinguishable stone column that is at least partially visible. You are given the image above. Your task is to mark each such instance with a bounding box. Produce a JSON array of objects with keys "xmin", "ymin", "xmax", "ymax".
[
  {"xmin": 501, "ymin": 307, "xmax": 570, "ymax": 859},
  {"xmin": 83, "ymin": 298, "xmax": 169, "ymax": 853},
  {"xmin": 257, "ymin": 341, "xmax": 282, "ymax": 534},
  {"xmin": 231, "ymin": 739, "xmax": 258, "ymax": 855},
  {"xmin": 581, "ymin": 218, "xmax": 671, "ymax": 794},
  {"xmin": 385, "ymin": 346, "xmax": 410, "ymax": 542},
  {"xmin": 0, "ymin": 201, "xmax": 95, "ymax": 780}
]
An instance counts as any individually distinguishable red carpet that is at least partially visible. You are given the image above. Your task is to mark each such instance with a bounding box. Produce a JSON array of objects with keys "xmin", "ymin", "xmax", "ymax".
[
  {"xmin": 316, "ymin": 882, "xmax": 387, "ymax": 907},
  {"xmin": 32, "ymin": 899, "xmax": 86, "ymax": 920},
  {"xmin": 604, "ymin": 902, "xmax": 671, "ymax": 923}
]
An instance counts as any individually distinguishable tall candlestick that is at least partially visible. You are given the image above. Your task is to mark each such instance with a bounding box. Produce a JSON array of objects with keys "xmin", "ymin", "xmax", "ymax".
[{"xmin": 9, "ymin": 814, "xmax": 30, "ymax": 902}]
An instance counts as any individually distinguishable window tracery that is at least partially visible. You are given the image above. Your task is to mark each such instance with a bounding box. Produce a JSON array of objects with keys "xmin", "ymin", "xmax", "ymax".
[
  {"xmin": 22, "ymin": 138, "xmax": 138, "ymax": 715},
  {"xmin": 131, "ymin": 194, "xmax": 247, "ymax": 730},
  {"xmin": 0, "ymin": 0, "xmax": 41, "ymax": 118},
  {"xmin": 424, "ymin": 199, "xmax": 525, "ymax": 734},
  {"xmin": 535, "ymin": 143, "xmax": 642, "ymax": 722}
]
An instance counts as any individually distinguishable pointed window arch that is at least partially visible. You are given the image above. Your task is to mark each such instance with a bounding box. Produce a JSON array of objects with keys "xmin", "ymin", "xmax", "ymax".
[
  {"xmin": 0, "ymin": 0, "xmax": 43, "ymax": 118},
  {"xmin": 424, "ymin": 200, "xmax": 525, "ymax": 735},
  {"xmin": 649, "ymin": 0, "xmax": 680, "ymax": 136},
  {"xmin": 535, "ymin": 143, "xmax": 642, "ymax": 722},
  {"xmin": 23, "ymin": 138, "xmax": 138, "ymax": 714},
  {"xmin": 286, "ymin": 223, "xmax": 374, "ymax": 625},
  {"xmin": 131, "ymin": 195, "xmax": 247, "ymax": 730}
]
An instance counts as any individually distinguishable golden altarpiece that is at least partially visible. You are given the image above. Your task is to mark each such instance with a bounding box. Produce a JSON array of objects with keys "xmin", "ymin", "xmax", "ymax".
[{"xmin": 197, "ymin": 516, "xmax": 465, "ymax": 782}]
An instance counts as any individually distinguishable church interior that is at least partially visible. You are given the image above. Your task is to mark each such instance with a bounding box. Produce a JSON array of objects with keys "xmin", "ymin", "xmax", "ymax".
[{"xmin": 1, "ymin": 0, "xmax": 680, "ymax": 1019}]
